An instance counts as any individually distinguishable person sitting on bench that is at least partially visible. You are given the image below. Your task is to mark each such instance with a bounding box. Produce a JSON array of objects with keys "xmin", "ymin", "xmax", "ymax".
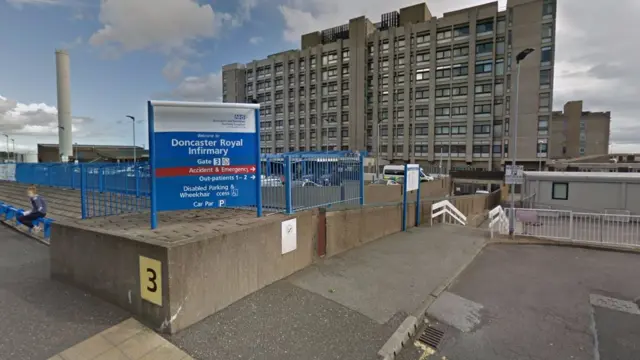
[{"xmin": 18, "ymin": 185, "xmax": 47, "ymax": 233}]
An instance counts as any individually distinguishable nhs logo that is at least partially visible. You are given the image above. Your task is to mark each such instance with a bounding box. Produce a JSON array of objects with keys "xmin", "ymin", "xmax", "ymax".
[{"xmin": 233, "ymin": 114, "xmax": 247, "ymax": 120}]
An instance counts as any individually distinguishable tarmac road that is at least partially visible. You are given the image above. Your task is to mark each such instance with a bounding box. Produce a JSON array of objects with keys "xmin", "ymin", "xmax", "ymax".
[{"xmin": 397, "ymin": 244, "xmax": 640, "ymax": 360}]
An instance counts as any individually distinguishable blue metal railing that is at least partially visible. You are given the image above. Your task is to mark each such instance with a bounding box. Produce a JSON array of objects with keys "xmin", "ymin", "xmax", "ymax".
[{"xmin": 12, "ymin": 152, "xmax": 365, "ymax": 220}]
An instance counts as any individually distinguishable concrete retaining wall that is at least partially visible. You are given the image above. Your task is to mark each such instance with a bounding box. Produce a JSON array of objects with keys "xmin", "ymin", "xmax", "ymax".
[
  {"xmin": 166, "ymin": 211, "xmax": 317, "ymax": 332},
  {"xmin": 365, "ymin": 179, "xmax": 450, "ymax": 204},
  {"xmin": 322, "ymin": 190, "xmax": 499, "ymax": 258},
  {"xmin": 51, "ymin": 225, "xmax": 171, "ymax": 329},
  {"xmin": 50, "ymin": 211, "xmax": 317, "ymax": 334}
]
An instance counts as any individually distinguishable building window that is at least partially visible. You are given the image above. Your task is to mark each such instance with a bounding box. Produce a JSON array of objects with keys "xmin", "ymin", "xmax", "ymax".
[
  {"xmin": 342, "ymin": 49, "xmax": 350, "ymax": 61},
  {"xmin": 451, "ymin": 125, "xmax": 467, "ymax": 134},
  {"xmin": 435, "ymin": 107, "xmax": 450, "ymax": 116},
  {"xmin": 539, "ymin": 93, "xmax": 551, "ymax": 110},
  {"xmin": 416, "ymin": 53, "xmax": 430, "ymax": 63},
  {"xmin": 475, "ymin": 60, "xmax": 493, "ymax": 74},
  {"xmin": 452, "ymin": 64, "xmax": 468, "ymax": 77},
  {"xmin": 416, "ymin": 33, "xmax": 430, "ymax": 44},
  {"xmin": 435, "ymin": 87, "xmax": 450, "ymax": 98},
  {"xmin": 551, "ymin": 182, "xmax": 568, "ymax": 200},
  {"xmin": 453, "ymin": 25, "xmax": 469, "ymax": 37},
  {"xmin": 416, "ymin": 68, "xmax": 430, "ymax": 80},
  {"xmin": 540, "ymin": 69, "xmax": 551, "ymax": 86},
  {"xmin": 537, "ymin": 139, "xmax": 548, "ymax": 154},
  {"xmin": 495, "ymin": 60, "xmax": 505, "ymax": 76},
  {"xmin": 436, "ymin": 30, "xmax": 452, "ymax": 41},
  {"xmin": 435, "ymin": 66, "xmax": 451, "ymax": 79},
  {"xmin": 496, "ymin": 40, "xmax": 505, "ymax": 55},
  {"xmin": 452, "ymin": 86, "xmax": 467, "ymax": 96},
  {"xmin": 475, "ymin": 83, "xmax": 492, "ymax": 94},
  {"xmin": 452, "ymin": 106, "xmax": 467, "ymax": 115},
  {"xmin": 435, "ymin": 126, "xmax": 450, "ymax": 135},
  {"xmin": 476, "ymin": 21, "xmax": 494, "ymax": 34},
  {"xmin": 473, "ymin": 124, "xmax": 491, "ymax": 134},
  {"xmin": 541, "ymin": 46, "xmax": 553, "ymax": 64},
  {"xmin": 476, "ymin": 42, "xmax": 493, "ymax": 55},
  {"xmin": 474, "ymin": 104, "xmax": 492, "ymax": 114},
  {"xmin": 541, "ymin": 23, "xmax": 553, "ymax": 41},
  {"xmin": 415, "ymin": 90, "xmax": 429, "ymax": 99},
  {"xmin": 436, "ymin": 48, "xmax": 451, "ymax": 60},
  {"xmin": 538, "ymin": 116, "xmax": 549, "ymax": 135},
  {"xmin": 453, "ymin": 46, "xmax": 469, "ymax": 57},
  {"xmin": 543, "ymin": 0, "xmax": 555, "ymax": 16},
  {"xmin": 497, "ymin": 19, "xmax": 506, "ymax": 34},
  {"xmin": 415, "ymin": 125, "xmax": 428, "ymax": 135}
]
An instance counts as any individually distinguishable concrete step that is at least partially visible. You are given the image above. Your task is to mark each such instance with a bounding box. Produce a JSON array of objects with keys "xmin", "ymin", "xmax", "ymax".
[
  {"xmin": 0, "ymin": 182, "xmax": 148, "ymax": 220},
  {"xmin": 0, "ymin": 182, "xmax": 81, "ymax": 200},
  {"xmin": 0, "ymin": 190, "xmax": 82, "ymax": 210},
  {"xmin": 0, "ymin": 193, "xmax": 82, "ymax": 220}
]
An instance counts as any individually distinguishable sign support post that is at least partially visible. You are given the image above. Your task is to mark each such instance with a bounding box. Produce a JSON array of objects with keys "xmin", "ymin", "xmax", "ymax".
[
  {"xmin": 402, "ymin": 163, "xmax": 421, "ymax": 231},
  {"xmin": 148, "ymin": 101, "xmax": 158, "ymax": 229},
  {"xmin": 254, "ymin": 108, "xmax": 263, "ymax": 218},
  {"xmin": 402, "ymin": 164, "xmax": 408, "ymax": 231},
  {"xmin": 359, "ymin": 152, "xmax": 365, "ymax": 205},
  {"xmin": 415, "ymin": 177, "xmax": 421, "ymax": 227}
]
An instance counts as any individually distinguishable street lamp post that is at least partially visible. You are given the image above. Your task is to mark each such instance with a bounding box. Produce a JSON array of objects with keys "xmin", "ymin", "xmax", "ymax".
[
  {"xmin": 11, "ymin": 139, "xmax": 15, "ymax": 162},
  {"xmin": 126, "ymin": 115, "xmax": 136, "ymax": 165},
  {"xmin": 3, "ymin": 134, "xmax": 8, "ymax": 163},
  {"xmin": 509, "ymin": 48, "xmax": 535, "ymax": 235}
]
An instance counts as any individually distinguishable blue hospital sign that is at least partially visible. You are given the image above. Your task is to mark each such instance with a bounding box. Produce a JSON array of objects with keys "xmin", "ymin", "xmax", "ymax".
[{"xmin": 148, "ymin": 101, "xmax": 261, "ymax": 222}]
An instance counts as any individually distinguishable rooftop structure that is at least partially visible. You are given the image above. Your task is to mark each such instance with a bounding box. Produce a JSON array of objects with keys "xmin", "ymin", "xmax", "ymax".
[{"xmin": 549, "ymin": 100, "xmax": 611, "ymax": 159}]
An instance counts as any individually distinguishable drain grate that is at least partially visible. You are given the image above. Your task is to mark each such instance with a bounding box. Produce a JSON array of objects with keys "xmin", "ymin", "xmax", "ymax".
[{"xmin": 418, "ymin": 326, "xmax": 445, "ymax": 349}]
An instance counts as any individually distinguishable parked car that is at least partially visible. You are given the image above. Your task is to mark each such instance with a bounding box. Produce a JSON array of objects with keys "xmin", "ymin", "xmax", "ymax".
[
  {"xmin": 261, "ymin": 175, "xmax": 283, "ymax": 187},
  {"xmin": 292, "ymin": 179, "xmax": 322, "ymax": 187},
  {"xmin": 372, "ymin": 179, "xmax": 400, "ymax": 186}
]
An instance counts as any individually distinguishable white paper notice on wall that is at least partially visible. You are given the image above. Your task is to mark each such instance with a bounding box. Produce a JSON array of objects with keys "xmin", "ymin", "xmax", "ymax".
[{"xmin": 281, "ymin": 218, "xmax": 297, "ymax": 254}]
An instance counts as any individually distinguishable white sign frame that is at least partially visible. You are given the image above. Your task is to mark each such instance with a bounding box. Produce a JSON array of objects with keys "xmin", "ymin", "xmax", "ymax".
[
  {"xmin": 281, "ymin": 218, "xmax": 297, "ymax": 254},
  {"xmin": 505, "ymin": 165, "xmax": 524, "ymax": 185},
  {"xmin": 405, "ymin": 164, "xmax": 420, "ymax": 192}
]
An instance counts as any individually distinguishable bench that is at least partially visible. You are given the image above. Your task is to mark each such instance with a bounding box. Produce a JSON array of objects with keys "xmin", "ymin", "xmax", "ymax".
[{"xmin": 0, "ymin": 201, "xmax": 54, "ymax": 240}]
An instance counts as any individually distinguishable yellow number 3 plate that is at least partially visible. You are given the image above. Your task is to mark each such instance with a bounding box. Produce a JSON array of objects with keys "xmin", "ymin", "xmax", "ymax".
[{"xmin": 139, "ymin": 255, "xmax": 163, "ymax": 306}]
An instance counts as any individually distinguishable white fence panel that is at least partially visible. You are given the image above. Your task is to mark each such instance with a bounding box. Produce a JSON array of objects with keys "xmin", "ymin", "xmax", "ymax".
[
  {"xmin": 0, "ymin": 164, "xmax": 16, "ymax": 181},
  {"xmin": 491, "ymin": 207, "xmax": 640, "ymax": 250}
]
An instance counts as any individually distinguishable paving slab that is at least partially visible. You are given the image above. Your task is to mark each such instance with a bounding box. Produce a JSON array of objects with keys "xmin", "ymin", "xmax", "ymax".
[
  {"xmin": 0, "ymin": 226, "xmax": 129, "ymax": 359},
  {"xmin": 66, "ymin": 208, "xmax": 289, "ymax": 245},
  {"xmin": 288, "ymin": 225, "xmax": 487, "ymax": 324},
  {"xmin": 167, "ymin": 281, "xmax": 405, "ymax": 360}
]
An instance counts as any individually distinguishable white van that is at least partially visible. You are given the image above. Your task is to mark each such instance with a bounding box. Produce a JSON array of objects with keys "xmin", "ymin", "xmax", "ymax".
[{"xmin": 382, "ymin": 165, "xmax": 434, "ymax": 182}]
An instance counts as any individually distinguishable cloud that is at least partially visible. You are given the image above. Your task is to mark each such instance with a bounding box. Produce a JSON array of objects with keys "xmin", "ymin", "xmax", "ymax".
[
  {"xmin": 552, "ymin": 0, "xmax": 640, "ymax": 152},
  {"xmin": 278, "ymin": 0, "xmax": 505, "ymax": 42},
  {"xmin": 249, "ymin": 36, "xmax": 263, "ymax": 45},
  {"xmin": 61, "ymin": 36, "xmax": 83, "ymax": 49},
  {"xmin": 7, "ymin": 0, "xmax": 66, "ymax": 7},
  {"xmin": 168, "ymin": 72, "xmax": 224, "ymax": 102},
  {"xmin": 0, "ymin": 95, "xmax": 95, "ymax": 145},
  {"xmin": 89, "ymin": 0, "xmax": 259, "ymax": 80}
]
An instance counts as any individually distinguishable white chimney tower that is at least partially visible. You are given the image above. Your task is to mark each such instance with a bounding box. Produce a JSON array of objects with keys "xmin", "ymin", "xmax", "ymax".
[{"xmin": 55, "ymin": 49, "xmax": 73, "ymax": 162}]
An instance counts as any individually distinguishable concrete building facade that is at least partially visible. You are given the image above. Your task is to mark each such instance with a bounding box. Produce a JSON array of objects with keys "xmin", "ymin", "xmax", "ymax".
[
  {"xmin": 549, "ymin": 100, "xmax": 611, "ymax": 159},
  {"xmin": 222, "ymin": 0, "xmax": 557, "ymax": 170}
]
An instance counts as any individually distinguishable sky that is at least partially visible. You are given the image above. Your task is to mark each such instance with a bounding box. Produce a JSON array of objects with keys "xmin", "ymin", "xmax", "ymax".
[{"xmin": 0, "ymin": 0, "xmax": 637, "ymax": 154}]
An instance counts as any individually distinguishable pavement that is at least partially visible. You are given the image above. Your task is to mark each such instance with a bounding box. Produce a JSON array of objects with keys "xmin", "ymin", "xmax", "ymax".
[
  {"xmin": 167, "ymin": 225, "xmax": 487, "ymax": 360},
  {"xmin": 0, "ymin": 225, "xmax": 128, "ymax": 359},
  {"xmin": 396, "ymin": 244, "xmax": 640, "ymax": 360}
]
